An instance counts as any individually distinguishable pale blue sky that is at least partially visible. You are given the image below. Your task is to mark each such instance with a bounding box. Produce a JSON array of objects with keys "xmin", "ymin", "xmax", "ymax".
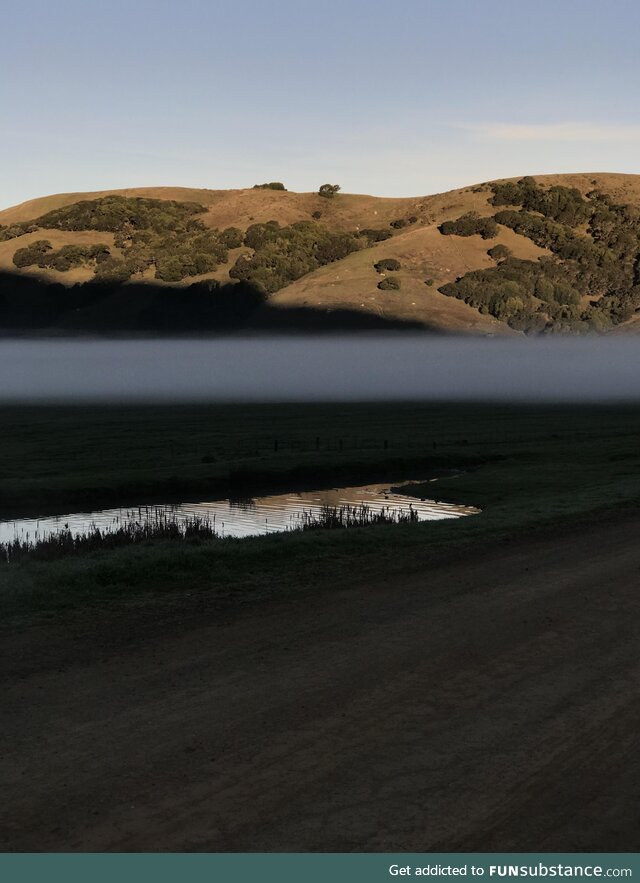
[{"xmin": 2, "ymin": 0, "xmax": 640, "ymax": 209}]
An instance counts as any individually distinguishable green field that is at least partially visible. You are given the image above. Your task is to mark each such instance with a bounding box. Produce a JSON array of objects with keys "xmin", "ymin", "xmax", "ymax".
[{"xmin": 2, "ymin": 402, "xmax": 640, "ymax": 625}]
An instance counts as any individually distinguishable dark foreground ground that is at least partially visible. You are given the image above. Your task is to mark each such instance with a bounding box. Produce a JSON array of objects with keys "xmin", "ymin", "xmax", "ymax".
[{"xmin": 2, "ymin": 513, "xmax": 640, "ymax": 851}]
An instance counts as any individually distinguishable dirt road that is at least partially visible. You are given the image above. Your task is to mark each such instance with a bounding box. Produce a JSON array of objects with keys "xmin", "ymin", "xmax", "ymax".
[{"xmin": 2, "ymin": 517, "xmax": 640, "ymax": 851}]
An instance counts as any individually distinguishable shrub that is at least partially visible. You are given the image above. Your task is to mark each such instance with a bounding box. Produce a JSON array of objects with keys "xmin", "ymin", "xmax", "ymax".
[
  {"xmin": 424, "ymin": 278, "xmax": 434, "ymax": 286},
  {"xmin": 551, "ymin": 281, "xmax": 581, "ymax": 306},
  {"xmin": 435, "ymin": 248, "xmax": 634, "ymax": 334},
  {"xmin": 534, "ymin": 276, "xmax": 555, "ymax": 302},
  {"xmin": 89, "ymin": 244, "xmax": 112, "ymax": 263},
  {"xmin": 243, "ymin": 222, "xmax": 282, "ymax": 250},
  {"xmin": 219, "ymin": 227, "xmax": 244, "ymax": 248},
  {"xmin": 252, "ymin": 182, "xmax": 286, "ymax": 191},
  {"xmin": 47, "ymin": 245, "xmax": 92, "ymax": 271},
  {"xmin": 12, "ymin": 240, "xmax": 53, "ymax": 268},
  {"xmin": 230, "ymin": 221, "xmax": 361, "ymax": 293},
  {"xmin": 14, "ymin": 195, "xmax": 230, "ymax": 282},
  {"xmin": 583, "ymin": 308, "xmax": 613, "ymax": 332},
  {"xmin": 93, "ymin": 257, "xmax": 132, "ymax": 283},
  {"xmin": 150, "ymin": 231, "xmax": 227, "ymax": 282},
  {"xmin": 155, "ymin": 256, "xmax": 187, "ymax": 282},
  {"xmin": 191, "ymin": 253, "xmax": 217, "ymax": 275},
  {"xmin": 407, "ymin": 216, "xmax": 418, "ymax": 224},
  {"xmin": 390, "ymin": 219, "xmax": 407, "ymax": 229},
  {"xmin": 494, "ymin": 210, "xmax": 571, "ymax": 250},
  {"xmin": 0, "ymin": 222, "xmax": 34, "ymax": 242},
  {"xmin": 374, "ymin": 258, "xmax": 401, "ymax": 272},
  {"xmin": 487, "ymin": 244, "xmax": 512, "ymax": 262},
  {"xmin": 439, "ymin": 258, "xmax": 554, "ymax": 332},
  {"xmin": 359, "ymin": 228, "xmax": 392, "ymax": 243},
  {"xmin": 490, "ymin": 177, "xmax": 591, "ymax": 227},
  {"xmin": 494, "ymin": 207, "xmax": 634, "ymax": 298},
  {"xmin": 35, "ymin": 195, "xmax": 207, "ymax": 234},
  {"xmin": 318, "ymin": 184, "xmax": 341, "ymax": 199},
  {"xmin": 315, "ymin": 232, "xmax": 360, "ymax": 263},
  {"xmin": 378, "ymin": 276, "xmax": 401, "ymax": 290},
  {"xmin": 439, "ymin": 212, "xmax": 498, "ymax": 239},
  {"xmin": 13, "ymin": 241, "xmax": 114, "ymax": 273},
  {"xmin": 311, "ymin": 211, "xmax": 322, "ymax": 219}
]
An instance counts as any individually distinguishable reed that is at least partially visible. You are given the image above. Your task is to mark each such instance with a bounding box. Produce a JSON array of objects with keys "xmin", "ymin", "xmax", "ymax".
[
  {"xmin": 299, "ymin": 503, "xmax": 419, "ymax": 531},
  {"xmin": 1, "ymin": 502, "xmax": 420, "ymax": 563},
  {"xmin": 1, "ymin": 508, "xmax": 218, "ymax": 564}
]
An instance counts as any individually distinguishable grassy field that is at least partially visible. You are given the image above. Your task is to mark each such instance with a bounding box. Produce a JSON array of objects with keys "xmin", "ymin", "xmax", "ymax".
[{"xmin": 2, "ymin": 402, "xmax": 640, "ymax": 625}]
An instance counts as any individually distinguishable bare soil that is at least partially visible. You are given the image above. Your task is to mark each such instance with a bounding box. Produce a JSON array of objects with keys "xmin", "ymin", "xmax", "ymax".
[{"xmin": 2, "ymin": 515, "xmax": 640, "ymax": 852}]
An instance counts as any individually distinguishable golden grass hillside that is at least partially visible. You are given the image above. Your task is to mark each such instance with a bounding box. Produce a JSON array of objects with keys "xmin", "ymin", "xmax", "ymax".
[{"xmin": 3, "ymin": 173, "xmax": 640, "ymax": 334}]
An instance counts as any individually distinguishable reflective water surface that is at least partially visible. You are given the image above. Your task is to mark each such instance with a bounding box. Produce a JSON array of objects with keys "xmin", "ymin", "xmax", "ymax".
[{"xmin": 0, "ymin": 480, "xmax": 479, "ymax": 542}]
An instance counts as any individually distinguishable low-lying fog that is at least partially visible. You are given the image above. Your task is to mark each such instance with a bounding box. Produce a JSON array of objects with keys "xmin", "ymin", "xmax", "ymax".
[{"xmin": 2, "ymin": 336, "xmax": 640, "ymax": 403}]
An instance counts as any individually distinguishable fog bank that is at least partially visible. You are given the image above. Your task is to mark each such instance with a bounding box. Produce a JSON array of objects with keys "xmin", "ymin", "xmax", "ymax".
[{"xmin": 2, "ymin": 336, "xmax": 640, "ymax": 403}]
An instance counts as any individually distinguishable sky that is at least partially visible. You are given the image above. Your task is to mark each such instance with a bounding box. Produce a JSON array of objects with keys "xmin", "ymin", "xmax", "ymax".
[{"xmin": 2, "ymin": 0, "xmax": 640, "ymax": 209}]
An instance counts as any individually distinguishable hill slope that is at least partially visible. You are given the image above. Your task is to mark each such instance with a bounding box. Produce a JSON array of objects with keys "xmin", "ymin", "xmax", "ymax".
[{"xmin": 2, "ymin": 173, "xmax": 640, "ymax": 334}]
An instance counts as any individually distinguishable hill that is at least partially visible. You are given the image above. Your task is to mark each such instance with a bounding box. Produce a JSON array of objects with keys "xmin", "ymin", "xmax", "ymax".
[{"xmin": 2, "ymin": 173, "xmax": 640, "ymax": 334}]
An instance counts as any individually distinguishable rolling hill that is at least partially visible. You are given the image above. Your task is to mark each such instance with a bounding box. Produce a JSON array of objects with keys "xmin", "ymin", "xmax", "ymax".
[{"xmin": 2, "ymin": 173, "xmax": 640, "ymax": 334}]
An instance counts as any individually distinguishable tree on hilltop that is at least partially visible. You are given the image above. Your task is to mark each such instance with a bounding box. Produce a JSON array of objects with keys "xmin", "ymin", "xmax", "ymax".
[{"xmin": 318, "ymin": 184, "xmax": 341, "ymax": 199}]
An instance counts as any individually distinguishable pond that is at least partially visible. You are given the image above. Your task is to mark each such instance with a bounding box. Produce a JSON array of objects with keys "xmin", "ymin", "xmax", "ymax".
[{"xmin": 0, "ymin": 480, "xmax": 479, "ymax": 544}]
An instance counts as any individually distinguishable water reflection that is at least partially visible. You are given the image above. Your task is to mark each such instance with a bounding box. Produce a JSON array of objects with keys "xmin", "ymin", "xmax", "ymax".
[{"xmin": 0, "ymin": 480, "xmax": 479, "ymax": 543}]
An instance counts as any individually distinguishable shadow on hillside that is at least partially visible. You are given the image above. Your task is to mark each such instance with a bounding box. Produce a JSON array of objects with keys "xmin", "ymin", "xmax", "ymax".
[{"xmin": 0, "ymin": 271, "xmax": 431, "ymax": 335}]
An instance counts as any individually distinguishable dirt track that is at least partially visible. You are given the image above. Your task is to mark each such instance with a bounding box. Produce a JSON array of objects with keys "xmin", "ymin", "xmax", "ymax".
[{"xmin": 2, "ymin": 517, "xmax": 640, "ymax": 851}]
